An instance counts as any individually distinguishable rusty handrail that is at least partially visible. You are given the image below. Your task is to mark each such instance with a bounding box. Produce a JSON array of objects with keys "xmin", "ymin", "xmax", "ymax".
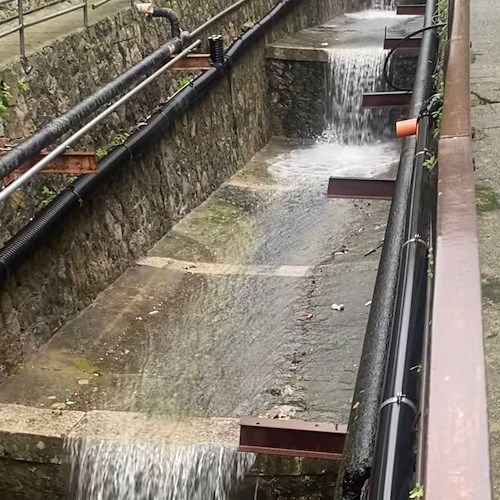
[{"xmin": 423, "ymin": 0, "xmax": 492, "ymax": 498}]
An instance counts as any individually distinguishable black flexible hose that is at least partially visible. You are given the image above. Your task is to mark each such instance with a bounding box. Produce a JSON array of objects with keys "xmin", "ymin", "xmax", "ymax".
[
  {"xmin": 383, "ymin": 24, "xmax": 445, "ymax": 92},
  {"xmin": 0, "ymin": 0, "xmax": 300, "ymax": 286},
  {"xmin": 151, "ymin": 8, "xmax": 181, "ymax": 39}
]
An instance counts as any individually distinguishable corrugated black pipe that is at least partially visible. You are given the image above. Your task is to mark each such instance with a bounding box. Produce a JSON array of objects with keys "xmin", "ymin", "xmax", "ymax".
[
  {"xmin": 336, "ymin": 0, "xmax": 439, "ymax": 498},
  {"xmin": 0, "ymin": 36, "xmax": 185, "ymax": 182},
  {"xmin": 0, "ymin": 0, "xmax": 300, "ymax": 286},
  {"xmin": 151, "ymin": 8, "xmax": 181, "ymax": 39}
]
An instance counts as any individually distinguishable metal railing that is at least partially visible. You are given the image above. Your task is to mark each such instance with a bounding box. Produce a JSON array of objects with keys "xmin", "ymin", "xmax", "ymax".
[
  {"xmin": 423, "ymin": 0, "xmax": 492, "ymax": 498},
  {"xmin": 0, "ymin": 0, "xmax": 134, "ymax": 59}
]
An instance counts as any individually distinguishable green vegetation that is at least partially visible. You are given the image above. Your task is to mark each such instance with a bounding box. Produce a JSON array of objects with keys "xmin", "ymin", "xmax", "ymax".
[
  {"xmin": 409, "ymin": 483, "xmax": 424, "ymax": 499},
  {"xmin": 96, "ymin": 134, "xmax": 127, "ymax": 160},
  {"xmin": 147, "ymin": 19, "xmax": 160, "ymax": 36},
  {"xmin": 17, "ymin": 79, "xmax": 29, "ymax": 92},
  {"xmin": 423, "ymin": 154, "xmax": 437, "ymax": 171},
  {"xmin": 40, "ymin": 185, "xmax": 57, "ymax": 206},
  {"xmin": 176, "ymin": 76, "xmax": 192, "ymax": 89},
  {"xmin": 0, "ymin": 82, "xmax": 12, "ymax": 121}
]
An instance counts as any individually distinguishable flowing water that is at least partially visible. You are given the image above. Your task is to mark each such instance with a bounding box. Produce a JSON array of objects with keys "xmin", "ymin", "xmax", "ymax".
[
  {"xmin": 322, "ymin": 48, "xmax": 389, "ymax": 144},
  {"xmin": 67, "ymin": 21, "xmax": 397, "ymax": 500},
  {"xmin": 67, "ymin": 439, "xmax": 255, "ymax": 500}
]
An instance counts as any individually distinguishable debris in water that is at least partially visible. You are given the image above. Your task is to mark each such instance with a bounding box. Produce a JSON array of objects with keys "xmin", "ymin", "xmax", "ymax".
[
  {"xmin": 264, "ymin": 404, "xmax": 298, "ymax": 419},
  {"xmin": 352, "ymin": 401, "xmax": 360, "ymax": 410},
  {"xmin": 306, "ymin": 313, "xmax": 313, "ymax": 320},
  {"xmin": 47, "ymin": 395, "xmax": 56, "ymax": 400},
  {"xmin": 365, "ymin": 300, "xmax": 372, "ymax": 307},
  {"xmin": 50, "ymin": 402, "xmax": 67, "ymax": 410},
  {"xmin": 364, "ymin": 242, "xmax": 384, "ymax": 257},
  {"xmin": 332, "ymin": 303, "xmax": 345, "ymax": 311},
  {"xmin": 148, "ymin": 310, "xmax": 159, "ymax": 316},
  {"xmin": 78, "ymin": 379, "xmax": 90, "ymax": 386},
  {"xmin": 282, "ymin": 385, "xmax": 294, "ymax": 396}
]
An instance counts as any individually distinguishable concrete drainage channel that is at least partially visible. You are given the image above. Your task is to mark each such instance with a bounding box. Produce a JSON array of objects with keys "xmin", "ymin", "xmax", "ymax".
[{"xmin": 0, "ymin": 3, "xmax": 421, "ymax": 500}]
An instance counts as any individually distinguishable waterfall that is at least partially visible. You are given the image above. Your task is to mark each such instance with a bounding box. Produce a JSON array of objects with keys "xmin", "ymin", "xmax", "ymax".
[
  {"xmin": 322, "ymin": 48, "xmax": 389, "ymax": 144},
  {"xmin": 67, "ymin": 438, "xmax": 255, "ymax": 500}
]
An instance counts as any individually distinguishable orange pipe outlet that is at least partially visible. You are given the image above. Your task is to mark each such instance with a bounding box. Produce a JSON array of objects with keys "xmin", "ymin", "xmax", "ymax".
[{"xmin": 396, "ymin": 118, "xmax": 418, "ymax": 138}]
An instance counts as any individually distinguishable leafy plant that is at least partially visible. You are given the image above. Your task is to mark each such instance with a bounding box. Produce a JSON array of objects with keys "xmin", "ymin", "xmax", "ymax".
[
  {"xmin": 147, "ymin": 19, "xmax": 160, "ymax": 36},
  {"xmin": 0, "ymin": 103, "xmax": 8, "ymax": 121},
  {"xmin": 109, "ymin": 134, "xmax": 126, "ymax": 148},
  {"xmin": 177, "ymin": 76, "xmax": 192, "ymax": 89},
  {"xmin": 0, "ymin": 82, "xmax": 11, "ymax": 122},
  {"xmin": 423, "ymin": 154, "xmax": 437, "ymax": 171},
  {"xmin": 40, "ymin": 185, "xmax": 57, "ymax": 206},
  {"xmin": 18, "ymin": 79, "xmax": 29, "ymax": 92},
  {"xmin": 95, "ymin": 148, "xmax": 108, "ymax": 160},
  {"xmin": 409, "ymin": 483, "xmax": 424, "ymax": 499}
]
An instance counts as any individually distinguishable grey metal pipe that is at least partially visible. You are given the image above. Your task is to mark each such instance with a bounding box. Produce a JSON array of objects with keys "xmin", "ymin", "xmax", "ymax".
[{"xmin": 0, "ymin": 39, "xmax": 201, "ymax": 203}]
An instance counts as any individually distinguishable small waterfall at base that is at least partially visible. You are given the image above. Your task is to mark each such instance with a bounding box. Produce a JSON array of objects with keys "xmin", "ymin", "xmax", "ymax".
[
  {"xmin": 321, "ymin": 48, "xmax": 389, "ymax": 145},
  {"xmin": 67, "ymin": 438, "xmax": 256, "ymax": 500}
]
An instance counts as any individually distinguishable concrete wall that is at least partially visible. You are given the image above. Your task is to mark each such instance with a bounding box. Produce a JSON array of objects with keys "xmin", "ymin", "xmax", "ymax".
[{"xmin": 0, "ymin": 0, "xmax": 366, "ymax": 380}]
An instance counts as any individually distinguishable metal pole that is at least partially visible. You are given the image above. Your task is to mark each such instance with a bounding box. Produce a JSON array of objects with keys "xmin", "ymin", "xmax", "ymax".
[
  {"xmin": 0, "ymin": 39, "xmax": 201, "ymax": 203},
  {"xmin": 17, "ymin": 0, "xmax": 25, "ymax": 59},
  {"xmin": 83, "ymin": 0, "xmax": 89, "ymax": 26},
  {"xmin": 190, "ymin": 0, "xmax": 250, "ymax": 37}
]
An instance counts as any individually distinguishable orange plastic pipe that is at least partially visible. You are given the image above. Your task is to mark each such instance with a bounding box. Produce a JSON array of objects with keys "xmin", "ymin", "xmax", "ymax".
[{"xmin": 396, "ymin": 118, "xmax": 418, "ymax": 138}]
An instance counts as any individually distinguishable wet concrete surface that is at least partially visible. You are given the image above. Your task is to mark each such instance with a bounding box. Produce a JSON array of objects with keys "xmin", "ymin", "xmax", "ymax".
[
  {"xmin": 0, "ymin": 137, "xmax": 399, "ymax": 426},
  {"xmin": 266, "ymin": 9, "xmax": 423, "ymax": 61}
]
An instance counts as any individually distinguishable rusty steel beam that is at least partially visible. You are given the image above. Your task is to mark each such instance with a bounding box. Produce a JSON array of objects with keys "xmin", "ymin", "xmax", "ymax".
[
  {"xmin": 396, "ymin": 4, "xmax": 425, "ymax": 15},
  {"xmin": 169, "ymin": 54, "xmax": 211, "ymax": 71},
  {"xmin": 1, "ymin": 151, "xmax": 97, "ymax": 186},
  {"xmin": 384, "ymin": 37, "xmax": 422, "ymax": 50},
  {"xmin": 423, "ymin": 0, "xmax": 492, "ymax": 498},
  {"xmin": 239, "ymin": 417, "xmax": 346, "ymax": 460},
  {"xmin": 327, "ymin": 177, "xmax": 394, "ymax": 200},
  {"xmin": 362, "ymin": 91, "xmax": 412, "ymax": 108}
]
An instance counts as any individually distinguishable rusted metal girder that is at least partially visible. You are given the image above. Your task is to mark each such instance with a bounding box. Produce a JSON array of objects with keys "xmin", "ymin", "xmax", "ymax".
[
  {"xmin": 239, "ymin": 417, "xmax": 346, "ymax": 460},
  {"xmin": 396, "ymin": 4, "xmax": 425, "ymax": 15},
  {"xmin": 384, "ymin": 37, "xmax": 422, "ymax": 50},
  {"xmin": 0, "ymin": 151, "xmax": 97, "ymax": 187},
  {"xmin": 362, "ymin": 91, "xmax": 412, "ymax": 108},
  {"xmin": 327, "ymin": 177, "xmax": 394, "ymax": 200},
  {"xmin": 169, "ymin": 54, "xmax": 211, "ymax": 71}
]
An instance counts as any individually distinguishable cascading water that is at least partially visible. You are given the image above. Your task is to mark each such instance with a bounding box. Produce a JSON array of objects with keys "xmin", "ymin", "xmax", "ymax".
[
  {"xmin": 67, "ymin": 438, "xmax": 255, "ymax": 500},
  {"xmin": 322, "ymin": 48, "xmax": 389, "ymax": 144}
]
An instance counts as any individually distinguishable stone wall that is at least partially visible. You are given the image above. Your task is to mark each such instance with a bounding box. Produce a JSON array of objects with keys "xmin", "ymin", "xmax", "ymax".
[{"xmin": 0, "ymin": 0, "xmax": 366, "ymax": 379}]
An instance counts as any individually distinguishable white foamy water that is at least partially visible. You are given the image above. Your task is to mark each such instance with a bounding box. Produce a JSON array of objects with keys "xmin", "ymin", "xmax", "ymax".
[
  {"xmin": 67, "ymin": 439, "xmax": 255, "ymax": 500},
  {"xmin": 321, "ymin": 48, "xmax": 389, "ymax": 144},
  {"xmin": 269, "ymin": 141, "xmax": 399, "ymax": 186}
]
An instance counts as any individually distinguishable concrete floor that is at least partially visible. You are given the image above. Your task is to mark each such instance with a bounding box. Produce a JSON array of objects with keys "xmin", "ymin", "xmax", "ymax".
[
  {"xmin": 471, "ymin": 0, "xmax": 500, "ymax": 496},
  {"xmin": 0, "ymin": 137, "xmax": 398, "ymax": 427}
]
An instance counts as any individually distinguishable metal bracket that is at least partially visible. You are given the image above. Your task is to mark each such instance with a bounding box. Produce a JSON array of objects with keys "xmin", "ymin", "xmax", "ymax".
[
  {"xmin": 239, "ymin": 417, "xmax": 346, "ymax": 460},
  {"xmin": 384, "ymin": 37, "xmax": 422, "ymax": 50},
  {"xmin": 379, "ymin": 392, "xmax": 418, "ymax": 415},
  {"xmin": 327, "ymin": 177, "xmax": 395, "ymax": 200},
  {"xmin": 169, "ymin": 53, "xmax": 211, "ymax": 71},
  {"xmin": 0, "ymin": 151, "xmax": 98, "ymax": 187},
  {"xmin": 396, "ymin": 5, "xmax": 425, "ymax": 16},
  {"xmin": 362, "ymin": 91, "xmax": 412, "ymax": 108}
]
